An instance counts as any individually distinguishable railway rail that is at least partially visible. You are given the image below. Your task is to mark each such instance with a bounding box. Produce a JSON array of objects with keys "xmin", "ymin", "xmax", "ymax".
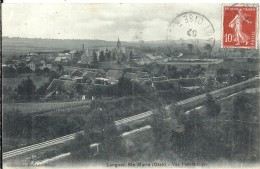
[{"xmin": 3, "ymin": 77, "xmax": 259, "ymax": 160}]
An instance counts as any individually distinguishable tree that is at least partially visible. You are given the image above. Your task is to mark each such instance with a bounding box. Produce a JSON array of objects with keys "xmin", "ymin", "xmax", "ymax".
[
  {"xmin": 57, "ymin": 64, "xmax": 64, "ymax": 74},
  {"xmin": 204, "ymin": 43, "xmax": 212, "ymax": 56},
  {"xmin": 62, "ymin": 50, "xmax": 70, "ymax": 53},
  {"xmin": 231, "ymin": 95, "xmax": 256, "ymax": 160},
  {"xmin": 99, "ymin": 50, "xmax": 105, "ymax": 62},
  {"xmin": 129, "ymin": 51, "xmax": 134, "ymax": 65},
  {"xmin": 3, "ymin": 66, "xmax": 16, "ymax": 77},
  {"xmin": 100, "ymin": 124, "xmax": 125, "ymax": 160},
  {"xmin": 92, "ymin": 50, "xmax": 98, "ymax": 67},
  {"xmin": 43, "ymin": 67, "xmax": 50, "ymax": 75},
  {"xmin": 36, "ymin": 82, "xmax": 50, "ymax": 98},
  {"xmin": 112, "ymin": 52, "xmax": 117, "ymax": 61},
  {"xmin": 15, "ymin": 77, "xmax": 36, "ymax": 101},
  {"xmin": 105, "ymin": 50, "xmax": 112, "ymax": 61},
  {"xmin": 187, "ymin": 44, "xmax": 194, "ymax": 53},
  {"xmin": 205, "ymin": 76, "xmax": 215, "ymax": 91},
  {"xmin": 205, "ymin": 93, "xmax": 221, "ymax": 117},
  {"xmin": 151, "ymin": 108, "xmax": 172, "ymax": 154},
  {"xmin": 69, "ymin": 133, "xmax": 92, "ymax": 161}
]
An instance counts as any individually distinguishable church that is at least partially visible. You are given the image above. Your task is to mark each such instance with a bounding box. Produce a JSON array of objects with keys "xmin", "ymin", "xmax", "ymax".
[{"xmin": 81, "ymin": 38, "xmax": 126, "ymax": 64}]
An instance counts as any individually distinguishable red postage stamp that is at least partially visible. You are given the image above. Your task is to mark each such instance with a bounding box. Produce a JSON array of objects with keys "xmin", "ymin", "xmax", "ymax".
[{"xmin": 222, "ymin": 5, "xmax": 258, "ymax": 49}]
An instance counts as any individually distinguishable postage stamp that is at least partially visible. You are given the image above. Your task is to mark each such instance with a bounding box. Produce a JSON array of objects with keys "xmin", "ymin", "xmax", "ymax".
[{"xmin": 222, "ymin": 4, "xmax": 258, "ymax": 49}]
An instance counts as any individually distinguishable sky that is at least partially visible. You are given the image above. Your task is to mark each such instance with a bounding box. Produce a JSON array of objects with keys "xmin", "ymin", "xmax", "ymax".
[{"xmin": 3, "ymin": 4, "xmax": 222, "ymax": 41}]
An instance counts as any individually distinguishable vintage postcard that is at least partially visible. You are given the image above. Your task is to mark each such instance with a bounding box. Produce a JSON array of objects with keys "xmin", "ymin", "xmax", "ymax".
[{"xmin": 1, "ymin": 2, "xmax": 260, "ymax": 169}]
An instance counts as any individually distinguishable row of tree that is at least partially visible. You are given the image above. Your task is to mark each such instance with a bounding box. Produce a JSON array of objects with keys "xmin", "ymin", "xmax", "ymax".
[{"xmin": 151, "ymin": 93, "xmax": 258, "ymax": 162}]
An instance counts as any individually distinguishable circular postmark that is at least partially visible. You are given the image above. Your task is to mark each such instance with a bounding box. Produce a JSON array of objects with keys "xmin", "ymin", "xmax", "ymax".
[{"xmin": 166, "ymin": 11, "xmax": 215, "ymax": 56}]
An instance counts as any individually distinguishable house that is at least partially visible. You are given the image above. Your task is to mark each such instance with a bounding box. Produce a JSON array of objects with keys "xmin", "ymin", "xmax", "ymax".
[
  {"xmin": 59, "ymin": 75, "xmax": 72, "ymax": 80},
  {"xmin": 136, "ymin": 71, "xmax": 149, "ymax": 78},
  {"xmin": 106, "ymin": 70, "xmax": 123, "ymax": 84},
  {"xmin": 152, "ymin": 76, "xmax": 168, "ymax": 82},
  {"xmin": 46, "ymin": 79, "xmax": 78, "ymax": 95},
  {"xmin": 72, "ymin": 77, "xmax": 84, "ymax": 83},
  {"xmin": 94, "ymin": 77, "xmax": 109, "ymax": 85},
  {"xmin": 70, "ymin": 69, "xmax": 83, "ymax": 77},
  {"xmin": 169, "ymin": 77, "xmax": 205, "ymax": 87},
  {"xmin": 38, "ymin": 60, "xmax": 53, "ymax": 71},
  {"xmin": 73, "ymin": 83, "xmax": 90, "ymax": 100},
  {"xmin": 55, "ymin": 57, "xmax": 62, "ymax": 62},
  {"xmin": 69, "ymin": 50, "xmax": 77, "ymax": 55},
  {"xmin": 137, "ymin": 54, "xmax": 164, "ymax": 65},
  {"xmin": 124, "ymin": 72, "xmax": 138, "ymax": 80},
  {"xmin": 61, "ymin": 57, "xmax": 68, "ymax": 62},
  {"xmin": 82, "ymin": 71, "xmax": 98, "ymax": 82},
  {"xmin": 27, "ymin": 62, "xmax": 36, "ymax": 71},
  {"xmin": 133, "ymin": 78, "xmax": 150, "ymax": 84},
  {"xmin": 106, "ymin": 70, "xmax": 123, "ymax": 80},
  {"xmin": 145, "ymin": 54, "xmax": 163, "ymax": 63}
]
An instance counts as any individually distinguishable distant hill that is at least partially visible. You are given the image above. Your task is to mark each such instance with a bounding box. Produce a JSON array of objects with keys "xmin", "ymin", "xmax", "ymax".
[
  {"xmin": 2, "ymin": 37, "xmax": 124, "ymax": 57},
  {"xmin": 2, "ymin": 37, "xmax": 221, "ymax": 59}
]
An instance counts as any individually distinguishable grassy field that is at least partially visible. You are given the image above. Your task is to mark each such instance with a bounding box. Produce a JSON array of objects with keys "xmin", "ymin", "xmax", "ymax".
[{"xmin": 3, "ymin": 100, "xmax": 91, "ymax": 115}]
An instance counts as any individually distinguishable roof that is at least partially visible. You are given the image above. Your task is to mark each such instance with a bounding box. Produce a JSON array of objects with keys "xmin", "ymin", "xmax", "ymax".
[
  {"xmin": 136, "ymin": 71, "xmax": 149, "ymax": 78},
  {"xmin": 133, "ymin": 78, "xmax": 150, "ymax": 84},
  {"xmin": 106, "ymin": 70, "xmax": 123, "ymax": 80},
  {"xmin": 124, "ymin": 72, "xmax": 138, "ymax": 80},
  {"xmin": 55, "ymin": 57, "xmax": 62, "ymax": 62},
  {"xmin": 83, "ymin": 71, "xmax": 98, "ymax": 79},
  {"xmin": 47, "ymin": 79, "xmax": 77, "ymax": 92},
  {"xmin": 95, "ymin": 77, "xmax": 109, "ymax": 81},
  {"xmin": 74, "ymin": 83, "xmax": 90, "ymax": 92},
  {"xmin": 71, "ymin": 69, "xmax": 83, "ymax": 77},
  {"xmin": 59, "ymin": 75, "xmax": 72, "ymax": 80},
  {"xmin": 153, "ymin": 81, "xmax": 173, "ymax": 90},
  {"xmin": 169, "ymin": 78, "xmax": 205, "ymax": 87},
  {"xmin": 152, "ymin": 76, "xmax": 168, "ymax": 82},
  {"xmin": 145, "ymin": 54, "xmax": 163, "ymax": 60}
]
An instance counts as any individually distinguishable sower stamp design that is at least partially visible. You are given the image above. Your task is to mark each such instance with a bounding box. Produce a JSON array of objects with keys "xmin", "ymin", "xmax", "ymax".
[{"xmin": 222, "ymin": 5, "xmax": 258, "ymax": 49}]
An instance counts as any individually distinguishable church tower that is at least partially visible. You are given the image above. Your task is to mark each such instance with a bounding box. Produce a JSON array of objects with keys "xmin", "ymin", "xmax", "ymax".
[{"xmin": 117, "ymin": 38, "xmax": 121, "ymax": 52}]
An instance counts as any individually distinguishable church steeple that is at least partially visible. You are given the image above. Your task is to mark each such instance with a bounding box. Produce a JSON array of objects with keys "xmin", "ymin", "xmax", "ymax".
[{"xmin": 117, "ymin": 38, "xmax": 121, "ymax": 49}]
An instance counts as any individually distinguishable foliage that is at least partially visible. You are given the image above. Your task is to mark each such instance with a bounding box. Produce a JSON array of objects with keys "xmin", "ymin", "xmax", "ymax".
[
  {"xmin": 100, "ymin": 124, "xmax": 125, "ymax": 160},
  {"xmin": 36, "ymin": 82, "xmax": 51, "ymax": 98},
  {"xmin": 151, "ymin": 108, "xmax": 172, "ymax": 154},
  {"xmin": 3, "ymin": 66, "xmax": 16, "ymax": 77},
  {"xmin": 187, "ymin": 44, "xmax": 194, "ymax": 52},
  {"xmin": 15, "ymin": 77, "xmax": 36, "ymax": 101},
  {"xmin": 3, "ymin": 109, "xmax": 31, "ymax": 139},
  {"xmin": 99, "ymin": 50, "xmax": 105, "ymax": 62},
  {"xmin": 69, "ymin": 133, "xmax": 92, "ymax": 161},
  {"xmin": 230, "ymin": 95, "xmax": 258, "ymax": 161},
  {"xmin": 205, "ymin": 93, "xmax": 221, "ymax": 117},
  {"xmin": 204, "ymin": 43, "xmax": 212, "ymax": 56},
  {"xmin": 150, "ymin": 93, "xmax": 259, "ymax": 162},
  {"xmin": 205, "ymin": 76, "xmax": 215, "ymax": 91},
  {"xmin": 91, "ymin": 50, "xmax": 98, "ymax": 67}
]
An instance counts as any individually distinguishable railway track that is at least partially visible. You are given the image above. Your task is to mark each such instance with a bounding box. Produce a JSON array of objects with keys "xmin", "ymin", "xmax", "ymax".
[
  {"xmin": 3, "ymin": 77, "xmax": 259, "ymax": 160},
  {"xmin": 3, "ymin": 132, "xmax": 83, "ymax": 160}
]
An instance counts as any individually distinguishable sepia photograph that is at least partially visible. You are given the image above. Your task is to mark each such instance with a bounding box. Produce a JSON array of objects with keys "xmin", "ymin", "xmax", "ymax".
[{"xmin": 1, "ymin": 2, "xmax": 260, "ymax": 168}]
